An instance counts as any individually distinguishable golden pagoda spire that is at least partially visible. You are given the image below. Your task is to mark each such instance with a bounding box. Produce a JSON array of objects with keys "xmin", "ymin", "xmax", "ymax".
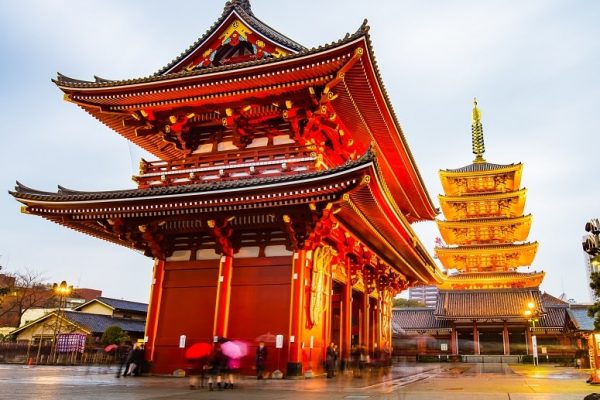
[{"xmin": 472, "ymin": 98, "xmax": 486, "ymax": 163}]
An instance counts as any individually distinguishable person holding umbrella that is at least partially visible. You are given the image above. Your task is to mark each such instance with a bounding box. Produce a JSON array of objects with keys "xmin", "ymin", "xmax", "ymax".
[
  {"xmin": 185, "ymin": 342, "xmax": 212, "ymax": 389},
  {"xmin": 256, "ymin": 341, "xmax": 267, "ymax": 379},
  {"xmin": 207, "ymin": 344, "xmax": 225, "ymax": 391}
]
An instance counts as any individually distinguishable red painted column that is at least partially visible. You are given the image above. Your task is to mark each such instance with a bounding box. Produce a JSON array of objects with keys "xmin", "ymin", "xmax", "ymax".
[
  {"xmin": 450, "ymin": 327, "xmax": 458, "ymax": 355},
  {"xmin": 473, "ymin": 323, "xmax": 480, "ymax": 355},
  {"xmin": 144, "ymin": 259, "xmax": 165, "ymax": 361},
  {"xmin": 362, "ymin": 292, "xmax": 369, "ymax": 351},
  {"xmin": 503, "ymin": 324, "xmax": 510, "ymax": 355},
  {"xmin": 213, "ymin": 254, "xmax": 233, "ymax": 339},
  {"xmin": 287, "ymin": 250, "xmax": 307, "ymax": 376},
  {"xmin": 341, "ymin": 278, "xmax": 352, "ymax": 366}
]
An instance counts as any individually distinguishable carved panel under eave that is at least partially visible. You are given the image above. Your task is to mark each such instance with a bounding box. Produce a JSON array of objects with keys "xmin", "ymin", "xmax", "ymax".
[
  {"xmin": 435, "ymin": 242, "xmax": 538, "ymax": 272},
  {"xmin": 439, "ymin": 164, "xmax": 523, "ymax": 196},
  {"xmin": 436, "ymin": 214, "xmax": 532, "ymax": 245},
  {"xmin": 439, "ymin": 189, "xmax": 527, "ymax": 221}
]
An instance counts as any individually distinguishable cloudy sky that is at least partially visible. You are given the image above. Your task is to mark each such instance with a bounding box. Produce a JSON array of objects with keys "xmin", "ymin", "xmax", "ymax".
[{"xmin": 0, "ymin": 0, "xmax": 598, "ymax": 303}]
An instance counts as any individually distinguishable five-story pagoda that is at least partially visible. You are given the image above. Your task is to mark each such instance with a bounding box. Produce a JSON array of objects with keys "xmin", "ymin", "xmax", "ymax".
[
  {"xmin": 434, "ymin": 100, "xmax": 544, "ymax": 356},
  {"xmin": 10, "ymin": 0, "xmax": 444, "ymax": 375}
]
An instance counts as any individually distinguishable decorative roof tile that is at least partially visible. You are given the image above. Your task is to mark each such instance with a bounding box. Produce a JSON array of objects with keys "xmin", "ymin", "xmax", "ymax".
[
  {"xmin": 64, "ymin": 311, "xmax": 146, "ymax": 334},
  {"xmin": 392, "ymin": 308, "xmax": 450, "ymax": 334},
  {"xmin": 435, "ymin": 289, "xmax": 544, "ymax": 319},
  {"xmin": 93, "ymin": 297, "xmax": 148, "ymax": 314},
  {"xmin": 156, "ymin": 0, "xmax": 306, "ymax": 76},
  {"xmin": 567, "ymin": 306, "xmax": 595, "ymax": 331},
  {"xmin": 444, "ymin": 162, "xmax": 519, "ymax": 173},
  {"xmin": 11, "ymin": 150, "xmax": 374, "ymax": 203}
]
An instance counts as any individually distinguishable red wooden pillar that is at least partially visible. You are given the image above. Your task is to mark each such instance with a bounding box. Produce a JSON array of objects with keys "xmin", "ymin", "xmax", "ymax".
[
  {"xmin": 341, "ymin": 279, "xmax": 352, "ymax": 365},
  {"xmin": 374, "ymin": 296, "xmax": 381, "ymax": 351},
  {"xmin": 503, "ymin": 323, "xmax": 510, "ymax": 355},
  {"xmin": 362, "ymin": 292, "xmax": 369, "ymax": 352},
  {"xmin": 287, "ymin": 250, "xmax": 307, "ymax": 376},
  {"xmin": 473, "ymin": 323, "xmax": 480, "ymax": 355},
  {"xmin": 144, "ymin": 259, "xmax": 165, "ymax": 361},
  {"xmin": 450, "ymin": 327, "xmax": 458, "ymax": 355},
  {"xmin": 417, "ymin": 337, "xmax": 427, "ymax": 354},
  {"xmin": 213, "ymin": 254, "xmax": 233, "ymax": 339},
  {"xmin": 526, "ymin": 327, "xmax": 533, "ymax": 355}
]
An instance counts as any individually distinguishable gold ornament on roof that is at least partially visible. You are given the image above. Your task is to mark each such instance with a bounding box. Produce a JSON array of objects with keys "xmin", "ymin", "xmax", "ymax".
[{"xmin": 472, "ymin": 98, "xmax": 486, "ymax": 163}]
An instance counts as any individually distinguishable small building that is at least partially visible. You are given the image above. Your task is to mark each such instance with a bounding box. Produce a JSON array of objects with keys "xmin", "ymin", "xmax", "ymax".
[
  {"xmin": 74, "ymin": 297, "xmax": 148, "ymax": 321},
  {"xmin": 10, "ymin": 297, "xmax": 148, "ymax": 345},
  {"xmin": 393, "ymin": 292, "xmax": 581, "ymax": 360}
]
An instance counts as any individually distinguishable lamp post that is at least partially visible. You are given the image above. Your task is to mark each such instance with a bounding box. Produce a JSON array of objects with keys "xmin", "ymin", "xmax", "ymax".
[
  {"xmin": 49, "ymin": 280, "xmax": 73, "ymax": 364},
  {"xmin": 524, "ymin": 302, "xmax": 539, "ymax": 366}
]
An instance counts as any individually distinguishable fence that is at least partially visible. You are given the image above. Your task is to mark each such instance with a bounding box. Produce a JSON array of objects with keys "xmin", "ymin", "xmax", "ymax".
[{"xmin": 0, "ymin": 342, "xmax": 124, "ymax": 366}]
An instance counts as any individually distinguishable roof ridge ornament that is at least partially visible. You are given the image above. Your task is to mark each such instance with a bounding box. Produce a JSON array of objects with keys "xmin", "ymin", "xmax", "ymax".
[{"xmin": 471, "ymin": 97, "xmax": 486, "ymax": 163}]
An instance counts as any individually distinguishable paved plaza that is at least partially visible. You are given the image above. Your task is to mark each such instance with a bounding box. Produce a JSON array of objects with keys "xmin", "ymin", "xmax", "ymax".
[{"xmin": 0, "ymin": 362, "xmax": 597, "ymax": 400}]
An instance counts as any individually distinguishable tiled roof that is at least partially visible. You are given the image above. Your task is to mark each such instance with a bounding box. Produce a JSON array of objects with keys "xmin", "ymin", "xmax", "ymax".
[
  {"xmin": 392, "ymin": 308, "xmax": 450, "ymax": 334},
  {"xmin": 95, "ymin": 297, "xmax": 148, "ymax": 314},
  {"xmin": 64, "ymin": 311, "xmax": 146, "ymax": 334},
  {"xmin": 538, "ymin": 306, "xmax": 567, "ymax": 328},
  {"xmin": 444, "ymin": 162, "xmax": 519, "ymax": 173},
  {"xmin": 11, "ymin": 150, "xmax": 374, "ymax": 203},
  {"xmin": 435, "ymin": 289, "xmax": 544, "ymax": 319},
  {"xmin": 541, "ymin": 292, "xmax": 569, "ymax": 307},
  {"xmin": 567, "ymin": 305, "xmax": 595, "ymax": 331}
]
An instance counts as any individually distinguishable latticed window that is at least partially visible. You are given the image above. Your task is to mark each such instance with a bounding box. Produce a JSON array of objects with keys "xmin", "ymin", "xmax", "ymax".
[{"xmin": 479, "ymin": 227, "xmax": 490, "ymax": 241}]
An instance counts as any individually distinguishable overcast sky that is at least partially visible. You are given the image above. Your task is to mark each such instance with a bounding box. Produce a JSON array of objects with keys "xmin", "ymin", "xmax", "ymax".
[{"xmin": 1, "ymin": 0, "xmax": 598, "ymax": 303}]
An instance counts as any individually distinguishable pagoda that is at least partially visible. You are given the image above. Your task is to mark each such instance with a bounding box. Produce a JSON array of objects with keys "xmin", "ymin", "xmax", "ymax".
[
  {"xmin": 433, "ymin": 100, "xmax": 546, "ymax": 356},
  {"xmin": 10, "ymin": 1, "xmax": 444, "ymax": 375}
]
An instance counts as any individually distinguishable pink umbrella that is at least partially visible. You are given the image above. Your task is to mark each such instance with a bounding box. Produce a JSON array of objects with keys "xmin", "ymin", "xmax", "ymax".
[
  {"xmin": 221, "ymin": 340, "xmax": 248, "ymax": 359},
  {"xmin": 232, "ymin": 340, "xmax": 248, "ymax": 357},
  {"xmin": 104, "ymin": 344, "xmax": 118, "ymax": 352}
]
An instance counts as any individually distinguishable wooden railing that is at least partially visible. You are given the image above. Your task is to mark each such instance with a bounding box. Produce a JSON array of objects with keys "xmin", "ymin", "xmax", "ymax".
[{"xmin": 134, "ymin": 144, "xmax": 322, "ymax": 188}]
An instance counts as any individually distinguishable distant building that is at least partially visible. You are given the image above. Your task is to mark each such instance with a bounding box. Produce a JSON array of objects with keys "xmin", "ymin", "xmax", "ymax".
[
  {"xmin": 408, "ymin": 285, "xmax": 438, "ymax": 308},
  {"xmin": 10, "ymin": 296, "xmax": 148, "ymax": 344}
]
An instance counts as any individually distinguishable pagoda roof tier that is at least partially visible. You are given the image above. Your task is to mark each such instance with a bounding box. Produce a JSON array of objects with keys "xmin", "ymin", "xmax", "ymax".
[
  {"xmin": 439, "ymin": 162, "xmax": 523, "ymax": 196},
  {"xmin": 435, "ymin": 288, "xmax": 545, "ymax": 320},
  {"xmin": 52, "ymin": 21, "xmax": 436, "ymax": 222},
  {"xmin": 436, "ymin": 271, "xmax": 545, "ymax": 290},
  {"xmin": 434, "ymin": 242, "xmax": 538, "ymax": 272},
  {"xmin": 436, "ymin": 214, "xmax": 532, "ymax": 245},
  {"xmin": 10, "ymin": 150, "xmax": 442, "ymax": 285},
  {"xmin": 439, "ymin": 188, "xmax": 527, "ymax": 221}
]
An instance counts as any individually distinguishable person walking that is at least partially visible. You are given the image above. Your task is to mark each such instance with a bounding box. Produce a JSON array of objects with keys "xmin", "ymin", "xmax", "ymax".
[
  {"xmin": 207, "ymin": 345, "xmax": 225, "ymax": 391},
  {"xmin": 256, "ymin": 341, "xmax": 267, "ymax": 379}
]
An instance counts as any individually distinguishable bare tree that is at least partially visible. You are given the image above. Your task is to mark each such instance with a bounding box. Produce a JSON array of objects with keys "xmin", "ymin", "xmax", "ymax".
[{"xmin": 0, "ymin": 268, "xmax": 51, "ymax": 327}]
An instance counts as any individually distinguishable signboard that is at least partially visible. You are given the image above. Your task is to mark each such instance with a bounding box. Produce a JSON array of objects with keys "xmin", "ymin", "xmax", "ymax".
[
  {"xmin": 276, "ymin": 334, "xmax": 284, "ymax": 349},
  {"xmin": 179, "ymin": 334, "xmax": 186, "ymax": 349},
  {"xmin": 541, "ymin": 346, "xmax": 547, "ymax": 355},
  {"xmin": 309, "ymin": 336, "xmax": 314, "ymax": 349},
  {"xmin": 440, "ymin": 343, "xmax": 448, "ymax": 351},
  {"xmin": 56, "ymin": 333, "xmax": 86, "ymax": 354},
  {"xmin": 531, "ymin": 335, "xmax": 538, "ymax": 359}
]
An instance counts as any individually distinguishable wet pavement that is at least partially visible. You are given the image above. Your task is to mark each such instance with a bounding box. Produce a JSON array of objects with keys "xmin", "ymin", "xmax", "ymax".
[{"xmin": 0, "ymin": 362, "xmax": 596, "ymax": 400}]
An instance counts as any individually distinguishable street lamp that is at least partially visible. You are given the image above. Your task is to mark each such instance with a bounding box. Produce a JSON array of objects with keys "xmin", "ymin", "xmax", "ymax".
[
  {"xmin": 49, "ymin": 280, "xmax": 73, "ymax": 364},
  {"xmin": 524, "ymin": 302, "xmax": 539, "ymax": 366}
]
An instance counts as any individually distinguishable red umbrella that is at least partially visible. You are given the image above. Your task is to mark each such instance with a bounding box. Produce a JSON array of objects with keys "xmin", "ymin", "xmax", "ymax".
[
  {"xmin": 104, "ymin": 344, "xmax": 119, "ymax": 352},
  {"xmin": 255, "ymin": 332, "xmax": 276, "ymax": 343},
  {"xmin": 185, "ymin": 342, "xmax": 212, "ymax": 359}
]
